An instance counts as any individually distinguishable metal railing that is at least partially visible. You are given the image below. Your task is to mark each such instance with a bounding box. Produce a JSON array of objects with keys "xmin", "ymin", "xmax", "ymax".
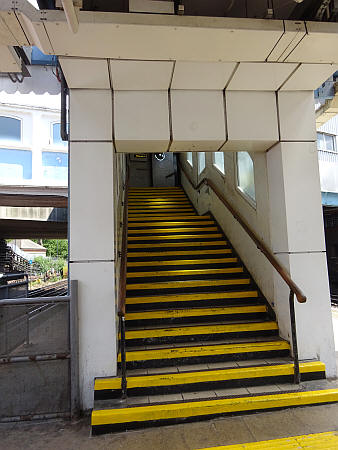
[
  {"xmin": 180, "ymin": 162, "xmax": 306, "ymax": 384},
  {"xmin": 0, "ymin": 280, "xmax": 79, "ymax": 419},
  {"xmin": 117, "ymin": 166, "xmax": 130, "ymax": 397}
]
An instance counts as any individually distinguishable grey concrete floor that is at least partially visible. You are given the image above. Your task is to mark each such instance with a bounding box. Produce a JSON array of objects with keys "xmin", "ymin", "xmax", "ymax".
[
  {"xmin": 1, "ymin": 311, "xmax": 338, "ymax": 450},
  {"xmin": 1, "ymin": 403, "xmax": 338, "ymax": 450}
]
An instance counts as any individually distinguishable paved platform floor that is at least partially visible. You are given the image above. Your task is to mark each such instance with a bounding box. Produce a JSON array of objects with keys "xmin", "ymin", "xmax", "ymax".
[{"xmin": 1, "ymin": 402, "xmax": 338, "ymax": 450}]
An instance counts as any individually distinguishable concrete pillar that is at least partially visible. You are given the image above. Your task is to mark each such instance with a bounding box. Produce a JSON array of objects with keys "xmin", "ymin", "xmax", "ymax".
[
  {"xmin": 69, "ymin": 89, "xmax": 117, "ymax": 410},
  {"xmin": 267, "ymin": 91, "xmax": 336, "ymax": 378}
]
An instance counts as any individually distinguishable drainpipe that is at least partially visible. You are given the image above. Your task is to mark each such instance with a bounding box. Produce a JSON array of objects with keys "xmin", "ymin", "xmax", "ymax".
[
  {"xmin": 61, "ymin": 0, "xmax": 79, "ymax": 34},
  {"xmin": 60, "ymin": 66, "xmax": 69, "ymax": 142}
]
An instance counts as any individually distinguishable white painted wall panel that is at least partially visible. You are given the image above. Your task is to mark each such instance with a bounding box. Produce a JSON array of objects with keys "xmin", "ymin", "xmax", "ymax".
[
  {"xmin": 70, "ymin": 89, "xmax": 112, "ymax": 141},
  {"xmin": 267, "ymin": 142, "xmax": 325, "ymax": 253},
  {"xmin": 110, "ymin": 60, "xmax": 174, "ymax": 90},
  {"xmin": 278, "ymin": 91, "xmax": 316, "ymax": 141},
  {"xmin": 227, "ymin": 62, "xmax": 297, "ymax": 91},
  {"xmin": 114, "ymin": 90, "xmax": 170, "ymax": 153},
  {"xmin": 171, "ymin": 61, "xmax": 236, "ymax": 90},
  {"xmin": 170, "ymin": 90, "xmax": 226, "ymax": 152},
  {"xmin": 59, "ymin": 58, "xmax": 110, "ymax": 89},
  {"xmin": 280, "ymin": 63, "xmax": 337, "ymax": 91},
  {"xmin": 69, "ymin": 261, "xmax": 117, "ymax": 410},
  {"xmin": 224, "ymin": 91, "xmax": 278, "ymax": 151},
  {"xmin": 70, "ymin": 142, "xmax": 115, "ymax": 260}
]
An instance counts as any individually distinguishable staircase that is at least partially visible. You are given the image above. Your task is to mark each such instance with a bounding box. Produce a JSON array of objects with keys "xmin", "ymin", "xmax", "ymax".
[{"xmin": 91, "ymin": 187, "xmax": 337, "ymax": 435}]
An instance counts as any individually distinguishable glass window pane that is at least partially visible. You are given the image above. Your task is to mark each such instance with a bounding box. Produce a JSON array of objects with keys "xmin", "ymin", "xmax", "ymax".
[
  {"xmin": 317, "ymin": 132, "xmax": 325, "ymax": 150},
  {"xmin": 0, "ymin": 116, "xmax": 21, "ymax": 142},
  {"xmin": 213, "ymin": 152, "xmax": 224, "ymax": 173},
  {"xmin": 52, "ymin": 123, "xmax": 67, "ymax": 147},
  {"xmin": 0, "ymin": 148, "xmax": 32, "ymax": 180},
  {"xmin": 198, "ymin": 152, "xmax": 205, "ymax": 174},
  {"xmin": 42, "ymin": 151, "xmax": 68, "ymax": 182},
  {"xmin": 325, "ymin": 134, "xmax": 335, "ymax": 151},
  {"xmin": 237, "ymin": 152, "xmax": 256, "ymax": 203},
  {"xmin": 187, "ymin": 152, "xmax": 193, "ymax": 166}
]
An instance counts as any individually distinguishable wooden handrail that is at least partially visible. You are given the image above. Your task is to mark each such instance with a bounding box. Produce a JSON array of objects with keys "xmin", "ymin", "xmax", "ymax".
[
  {"xmin": 179, "ymin": 162, "xmax": 306, "ymax": 304},
  {"xmin": 118, "ymin": 165, "xmax": 130, "ymax": 317}
]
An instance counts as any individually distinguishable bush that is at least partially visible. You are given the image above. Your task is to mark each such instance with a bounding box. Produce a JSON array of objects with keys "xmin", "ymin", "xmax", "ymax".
[{"xmin": 34, "ymin": 256, "xmax": 65, "ymax": 274}]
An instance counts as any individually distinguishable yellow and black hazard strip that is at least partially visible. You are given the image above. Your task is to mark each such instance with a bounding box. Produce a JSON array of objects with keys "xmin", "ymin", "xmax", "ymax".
[
  {"xmin": 117, "ymin": 340, "xmax": 290, "ymax": 370},
  {"xmin": 194, "ymin": 431, "xmax": 338, "ymax": 450},
  {"xmin": 94, "ymin": 361, "xmax": 326, "ymax": 400},
  {"xmin": 91, "ymin": 388, "xmax": 338, "ymax": 434}
]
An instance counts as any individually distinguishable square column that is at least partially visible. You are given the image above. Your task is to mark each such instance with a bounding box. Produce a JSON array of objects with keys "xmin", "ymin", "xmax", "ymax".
[
  {"xmin": 69, "ymin": 89, "xmax": 117, "ymax": 410},
  {"xmin": 267, "ymin": 91, "xmax": 336, "ymax": 377}
]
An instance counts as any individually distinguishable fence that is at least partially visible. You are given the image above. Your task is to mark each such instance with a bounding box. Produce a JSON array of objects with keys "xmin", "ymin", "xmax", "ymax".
[{"xmin": 0, "ymin": 280, "xmax": 78, "ymax": 421}]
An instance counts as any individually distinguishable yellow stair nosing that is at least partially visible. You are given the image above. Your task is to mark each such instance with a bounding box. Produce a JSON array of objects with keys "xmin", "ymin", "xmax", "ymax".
[
  {"xmin": 126, "ymin": 278, "xmax": 251, "ymax": 290},
  {"xmin": 128, "ymin": 221, "xmax": 215, "ymax": 227},
  {"xmin": 118, "ymin": 340, "xmax": 290, "ymax": 363},
  {"xmin": 128, "ymin": 234, "xmax": 223, "ymax": 241},
  {"xmin": 128, "ymin": 216, "xmax": 211, "ymax": 221},
  {"xmin": 92, "ymin": 388, "xmax": 338, "ymax": 427},
  {"xmin": 125, "ymin": 305, "xmax": 266, "ymax": 320},
  {"xmin": 125, "ymin": 321, "xmax": 278, "ymax": 339},
  {"xmin": 128, "ymin": 227, "xmax": 218, "ymax": 234},
  {"xmin": 94, "ymin": 361, "xmax": 325, "ymax": 391},
  {"xmin": 126, "ymin": 290, "xmax": 259, "ymax": 304},
  {"xmin": 127, "ymin": 241, "xmax": 228, "ymax": 248},
  {"xmin": 127, "ymin": 258, "xmax": 238, "ymax": 267},
  {"xmin": 126, "ymin": 267, "xmax": 244, "ymax": 278}
]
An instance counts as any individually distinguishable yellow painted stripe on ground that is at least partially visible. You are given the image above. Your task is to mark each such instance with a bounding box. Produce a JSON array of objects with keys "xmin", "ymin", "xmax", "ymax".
[
  {"xmin": 126, "ymin": 290, "xmax": 259, "ymax": 305},
  {"xmin": 194, "ymin": 431, "xmax": 338, "ymax": 450},
  {"xmin": 118, "ymin": 340, "xmax": 290, "ymax": 363},
  {"xmin": 127, "ymin": 258, "xmax": 238, "ymax": 267},
  {"xmin": 129, "ymin": 221, "xmax": 215, "ymax": 227},
  {"xmin": 128, "ymin": 216, "xmax": 210, "ymax": 221},
  {"xmin": 125, "ymin": 304, "xmax": 265, "ymax": 320},
  {"xmin": 125, "ymin": 321, "xmax": 277, "ymax": 340},
  {"xmin": 126, "ymin": 278, "xmax": 251, "ymax": 290},
  {"xmin": 126, "ymin": 267, "xmax": 244, "ymax": 278},
  {"xmin": 94, "ymin": 362, "xmax": 325, "ymax": 391},
  {"xmin": 128, "ymin": 233, "xmax": 223, "ymax": 241},
  {"xmin": 128, "ymin": 241, "xmax": 228, "ymax": 248},
  {"xmin": 92, "ymin": 389, "xmax": 338, "ymax": 426},
  {"xmin": 128, "ymin": 227, "xmax": 218, "ymax": 234}
]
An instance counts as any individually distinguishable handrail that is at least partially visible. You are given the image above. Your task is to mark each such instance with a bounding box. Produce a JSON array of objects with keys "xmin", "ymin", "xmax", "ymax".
[
  {"xmin": 118, "ymin": 165, "xmax": 130, "ymax": 317},
  {"xmin": 117, "ymin": 164, "xmax": 130, "ymax": 397},
  {"xmin": 179, "ymin": 161, "xmax": 305, "ymax": 384},
  {"xmin": 179, "ymin": 162, "xmax": 306, "ymax": 304}
]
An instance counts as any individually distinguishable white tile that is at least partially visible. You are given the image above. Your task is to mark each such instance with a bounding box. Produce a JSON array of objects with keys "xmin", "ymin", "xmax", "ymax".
[
  {"xmin": 280, "ymin": 63, "xmax": 337, "ymax": 91},
  {"xmin": 70, "ymin": 89, "xmax": 112, "ymax": 141},
  {"xmin": 171, "ymin": 61, "xmax": 236, "ymax": 90},
  {"xmin": 59, "ymin": 58, "xmax": 110, "ymax": 88},
  {"xmin": 70, "ymin": 142, "xmax": 115, "ymax": 261},
  {"xmin": 114, "ymin": 90, "xmax": 170, "ymax": 153},
  {"xmin": 170, "ymin": 90, "xmax": 226, "ymax": 152},
  {"xmin": 277, "ymin": 91, "xmax": 316, "ymax": 141},
  {"xmin": 227, "ymin": 62, "xmax": 297, "ymax": 91},
  {"xmin": 110, "ymin": 60, "xmax": 174, "ymax": 90}
]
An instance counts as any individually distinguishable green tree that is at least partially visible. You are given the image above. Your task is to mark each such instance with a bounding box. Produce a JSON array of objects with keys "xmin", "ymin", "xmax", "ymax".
[{"xmin": 42, "ymin": 239, "xmax": 68, "ymax": 259}]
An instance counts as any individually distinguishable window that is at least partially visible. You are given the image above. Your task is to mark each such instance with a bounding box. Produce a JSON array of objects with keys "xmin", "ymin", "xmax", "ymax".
[
  {"xmin": 42, "ymin": 151, "xmax": 68, "ymax": 182},
  {"xmin": 198, "ymin": 152, "xmax": 205, "ymax": 175},
  {"xmin": 317, "ymin": 132, "xmax": 336, "ymax": 152},
  {"xmin": 52, "ymin": 123, "xmax": 67, "ymax": 147},
  {"xmin": 0, "ymin": 148, "xmax": 32, "ymax": 180},
  {"xmin": 237, "ymin": 152, "xmax": 256, "ymax": 204},
  {"xmin": 0, "ymin": 116, "xmax": 21, "ymax": 143},
  {"xmin": 186, "ymin": 152, "xmax": 193, "ymax": 166},
  {"xmin": 213, "ymin": 152, "xmax": 225, "ymax": 174}
]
